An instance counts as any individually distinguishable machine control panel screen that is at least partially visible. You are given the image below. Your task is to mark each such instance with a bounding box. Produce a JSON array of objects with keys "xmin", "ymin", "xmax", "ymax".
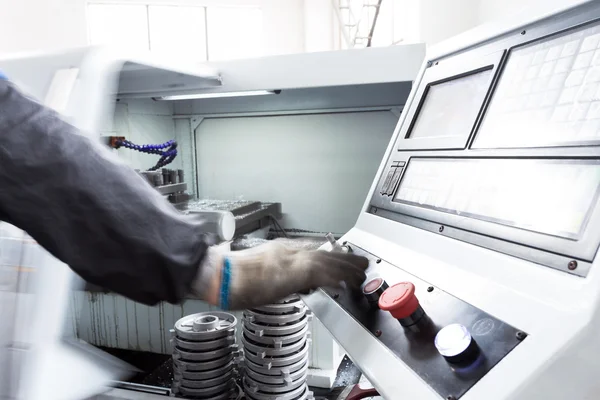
[
  {"xmin": 475, "ymin": 23, "xmax": 600, "ymax": 148},
  {"xmin": 407, "ymin": 69, "xmax": 493, "ymax": 140},
  {"xmin": 393, "ymin": 158, "xmax": 600, "ymax": 238}
]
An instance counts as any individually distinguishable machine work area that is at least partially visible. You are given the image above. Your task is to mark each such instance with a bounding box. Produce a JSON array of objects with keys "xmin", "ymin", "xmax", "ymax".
[{"xmin": 4, "ymin": 0, "xmax": 600, "ymax": 399}]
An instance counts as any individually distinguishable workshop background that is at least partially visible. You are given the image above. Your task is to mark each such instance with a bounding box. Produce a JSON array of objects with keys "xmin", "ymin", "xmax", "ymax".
[{"xmin": 0, "ymin": 0, "xmax": 566, "ymax": 56}]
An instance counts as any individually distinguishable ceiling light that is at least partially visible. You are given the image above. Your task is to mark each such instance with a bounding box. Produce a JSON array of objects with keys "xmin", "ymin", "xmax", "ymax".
[{"xmin": 154, "ymin": 90, "xmax": 280, "ymax": 101}]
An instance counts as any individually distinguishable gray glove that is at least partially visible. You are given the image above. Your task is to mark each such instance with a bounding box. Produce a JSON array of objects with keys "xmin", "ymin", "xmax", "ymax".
[{"xmin": 192, "ymin": 241, "xmax": 369, "ymax": 310}]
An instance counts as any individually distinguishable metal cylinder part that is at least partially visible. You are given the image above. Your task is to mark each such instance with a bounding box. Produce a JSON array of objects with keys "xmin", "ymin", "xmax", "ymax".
[
  {"xmin": 187, "ymin": 210, "xmax": 236, "ymax": 242},
  {"xmin": 171, "ymin": 311, "xmax": 239, "ymax": 399},
  {"xmin": 178, "ymin": 169, "xmax": 184, "ymax": 183},
  {"xmin": 241, "ymin": 295, "xmax": 313, "ymax": 399},
  {"xmin": 169, "ymin": 169, "xmax": 178, "ymax": 185},
  {"xmin": 152, "ymin": 171, "xmax": 163, "ymax": 187}
]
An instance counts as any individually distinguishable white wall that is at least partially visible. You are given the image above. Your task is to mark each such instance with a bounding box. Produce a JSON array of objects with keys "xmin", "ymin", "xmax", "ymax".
[
  {"xmin": 0, "ymin": 0, "xmax": 87, "ymax": 54},
  {"xmin": 0, "ymin": 0, "xmax": 316, "ymax": 57},
  {"xmin": 194, "ymin": 111, "xmax": 398, "ymax": 234},
  {"xmin": 477, "ymin": 0, "xmax": 583, "ymax": 26}
]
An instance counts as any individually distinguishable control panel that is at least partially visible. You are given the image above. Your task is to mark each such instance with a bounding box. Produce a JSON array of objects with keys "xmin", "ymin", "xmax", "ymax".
[{"xmin": 323, "ymin": 245, "xmax": 525, "ymax": 400}]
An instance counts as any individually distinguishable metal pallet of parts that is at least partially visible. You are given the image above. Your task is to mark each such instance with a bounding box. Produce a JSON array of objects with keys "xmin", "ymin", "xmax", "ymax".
[
  {"xmin": 170, "ymin": 311, "xmax": 241, "ymax": 399},
  {"xmin": 187, "ymin": 200, "xmax": 282, "ymax": 238},
  {"xmin": 241, "ymin": 295, "xmax": 314, "ymax": 400}
]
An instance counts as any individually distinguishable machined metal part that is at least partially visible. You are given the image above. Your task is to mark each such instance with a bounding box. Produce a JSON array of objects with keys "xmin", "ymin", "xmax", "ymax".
[
  {"xmin": 242, "ymin": 323, "xmax": 309, "ymax": 347},
  {"xmin": 244, "ymin": 315, "xmax": 310, "ymax": 337},
  {"xmin": 155, "ymin": 182, "xmax": 187, "ymax": 195},
  {"xmin": 173, "ymin": 370, "xmax": 234, "ymax": 389},
  {"xmin": 244, "ymin": 308, "xmax": 307, "ymax": 325},
  {"xmin": 252, "ymin": 300, "xmax": 306, "ymax": 314},
  {"xmin": 172, "ymin": 344, "xmax": 238, "ymax": 362},
  {"xmin": 243, "ymin": 345, "xmax": 309, "ymax": 368},
  {"xmin": 243, "ymin": 379, "xmax": 310, "ymax": 400},
  {"xmin": 169, "ymin": 169, "xmax": 178, "ymax": 184},
  {"xmin": 246, "ymin": 360, "xmax": 308, "ymax": 385},
  {"xmin": 245, "ymin": 353, "xmax": 309, "ymax": 376},
  {"xmin": 244, "ymin": 375, "xmax": 307, "ymax": 394},
  {"xmin": 173, "ymin": 335, "xmax": 235, "ymax": 351},
  {"xmin": 242, "ymin": 298, "xmax": 311, "ymax": 399},
  {"xmin": 244, "ymin": 343, "xmax": 309, "ymax": 368},
  {"xmin": 242, "ymin": 335, "xmax": 306, "ymax": 357},
  {"xmin": 172, "ymin": 353, "xmax": 234, "ymax": 372},
  {"xmin": 172, "ymin": 311, "xmax": 239, "ymax": 398},
  {"xmin": 174, "ymin": 312, "xmax": 237, "ymax": 341},
  {"xmin": 172, "ymin": 379, "xmax": 235, "ymax": 398},
  {"xmin": 173, "ymin": 361, "xmax": 234, "ymax": 380}
]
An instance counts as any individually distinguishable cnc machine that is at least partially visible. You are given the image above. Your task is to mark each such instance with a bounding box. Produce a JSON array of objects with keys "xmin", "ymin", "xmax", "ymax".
[{"xmin": 304, "ymin": 1, "xmax": 600, "ymax": 399}]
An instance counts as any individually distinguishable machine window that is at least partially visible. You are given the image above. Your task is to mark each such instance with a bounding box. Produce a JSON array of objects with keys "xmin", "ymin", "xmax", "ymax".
[
  {"xmin": 475, "ymin": 22, "xmax": 600, "ymax": 148},
  {"xmin": 394, "ymin": 158, "xmax": 600, "ymax": 239},
  {"xmin": 407, "ymin": 68, "xmax": 493, "ymax": 140}
]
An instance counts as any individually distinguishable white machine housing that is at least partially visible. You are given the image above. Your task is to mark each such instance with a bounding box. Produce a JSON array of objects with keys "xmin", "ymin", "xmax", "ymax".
[{"xmin": 303, "ymin": 1, "xmax": 600, "ymax": 399}]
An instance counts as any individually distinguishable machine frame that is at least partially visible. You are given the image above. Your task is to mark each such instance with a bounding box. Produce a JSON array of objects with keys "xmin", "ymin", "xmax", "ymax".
[{"xmin": 303, "ymin": 1, "xmax": 600, "ymax": 399}]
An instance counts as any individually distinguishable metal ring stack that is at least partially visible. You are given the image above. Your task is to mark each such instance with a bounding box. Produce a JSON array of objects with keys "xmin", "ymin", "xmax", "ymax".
[
  {"xmin": 242, "ymin": 295, "xmax": 314, "ymax": 400},
  {"xmin": 171, "ymin": 311, "xmax": 239, "ymax": 399}
]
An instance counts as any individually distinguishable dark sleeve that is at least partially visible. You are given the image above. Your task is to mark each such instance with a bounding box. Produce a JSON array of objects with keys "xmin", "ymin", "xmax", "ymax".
[{"xmin": 0, "ymin": 80, "xmax": 212, "ymax": 305}]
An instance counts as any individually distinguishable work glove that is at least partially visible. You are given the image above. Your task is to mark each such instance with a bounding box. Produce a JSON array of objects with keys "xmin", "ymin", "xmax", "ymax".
[{"xmin": 192, "ymin": 241, "xmax": 369, "ymax": 310}]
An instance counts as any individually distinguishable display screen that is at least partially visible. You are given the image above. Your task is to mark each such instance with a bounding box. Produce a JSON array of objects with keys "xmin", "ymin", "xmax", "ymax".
[
  {"xmin": 394, "ymin": 158, "xmax": 600, "ymax": 238},
  {"xmin": 407, "ymin": 69, "xmax": 493, "ymax": 140},
  {"xmin": 475, "ymin": 23, "xmax": 600, "ymax": 148}
]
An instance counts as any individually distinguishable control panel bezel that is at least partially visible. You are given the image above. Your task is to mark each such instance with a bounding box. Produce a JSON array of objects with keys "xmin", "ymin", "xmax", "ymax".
[
  {"xmin": 369, "ymin": 13, "xmax": 600, "ymax": 277},
  {"xmin": 397, "ymin": 51, "xmax": 505, "ymax": 151}
]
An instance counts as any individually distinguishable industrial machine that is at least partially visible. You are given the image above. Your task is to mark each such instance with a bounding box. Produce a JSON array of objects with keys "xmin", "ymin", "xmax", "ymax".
[
  {"xmin": 302, "ymin": 0, "xmax": 600, "ymax": 399},
  {"xmin": 0, "ymin": 41, "xmax": 423, "ymax": 399}
]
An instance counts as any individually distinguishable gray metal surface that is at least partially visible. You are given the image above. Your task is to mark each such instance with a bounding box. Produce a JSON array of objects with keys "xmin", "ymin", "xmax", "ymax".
[
  {"xmin": 241, "ymin": 297, "xmax": 312, "ymax": 399},
  {"xmin": 243, "ymin": 382, "xmax": 312, "ymax": 400},
  {"xmin": 244, "ymin": 316, "xmax": 310, "ymax": 337},
  {"xmin": 245, "ymin": 353, "xmax": 309, "ymax": 377},
  {"xmin": 172, "ymin": 354, "xmax": 234, "ymax": 372},
  {"xmin": 241, "ymin": 336, "xmax": 306, "ymax": 357},
  {"xmin": 187, "ymin": 199, "xmax": 282, "ymax": 238},
  {"xmin": 242, "ymin": 324, "xmax": 309, "ymax": 346},
  {"xmin": 244, "ymin": 308, "xmax": 307, "ymax": 325},
  {"xmin": 173, "ymin": 361, "xmax": 234, "ymax": 380},
  {"xmin": 245, "ymin": 361, "xmax": 308, "ymax": 385},
  {"xmin": 171, "ymin": 311, "xmax": 239, "ymax": 398},
  {"xmin": 155, "ymin": 183, "xmax": 187, "ymax": 195},
  {"xmin": 174, "ymin": 311, "xmax": 237, "ymax": 341},
  {"xmin": 244, "ymin": 375, "xmax": 307, "ymax": 394},
  {"xmin": 243, "ymin": 343, "xmax": 310, "ymax": 368}
]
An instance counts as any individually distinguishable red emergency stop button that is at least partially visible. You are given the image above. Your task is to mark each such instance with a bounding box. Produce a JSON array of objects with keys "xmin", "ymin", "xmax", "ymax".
[{"xmin": 378, "ymin": 282, "xmax": 425, "ymax": 327}]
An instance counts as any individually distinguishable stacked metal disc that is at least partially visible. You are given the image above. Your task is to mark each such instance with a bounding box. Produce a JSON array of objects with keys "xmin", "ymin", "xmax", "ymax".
[
  {"xmin": 242, "ymin": 295, "xmax": 314, "ymax": 400},
  {"xmin": 171, "ymin": 311, "xmax": 239, "ymax": 399}
]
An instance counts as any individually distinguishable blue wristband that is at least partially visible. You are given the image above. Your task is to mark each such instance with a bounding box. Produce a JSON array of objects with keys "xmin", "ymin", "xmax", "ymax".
[{"xmin": 219, "ymin": 257, "xmax": 232, "ymax": 310}]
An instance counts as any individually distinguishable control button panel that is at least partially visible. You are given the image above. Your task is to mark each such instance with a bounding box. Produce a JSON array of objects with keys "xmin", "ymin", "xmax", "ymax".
[{"xmin": 322, "ymin": 244, "xmax": 526, "ymax": 400}]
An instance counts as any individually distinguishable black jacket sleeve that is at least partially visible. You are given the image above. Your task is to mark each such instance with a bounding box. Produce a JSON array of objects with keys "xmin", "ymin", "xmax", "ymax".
[{"xmin": 0, "ymin": 80, "xmax": 212, "ymax": 305}]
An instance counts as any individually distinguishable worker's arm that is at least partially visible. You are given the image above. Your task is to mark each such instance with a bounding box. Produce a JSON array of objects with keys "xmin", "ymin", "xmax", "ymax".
[
  {"xmin": 0, "ymin": 80, "xmax": 368, "ymax": 308},
  {"xmin": 0, "ymin": 79, "xmax": 212, "ymax": 304}
]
